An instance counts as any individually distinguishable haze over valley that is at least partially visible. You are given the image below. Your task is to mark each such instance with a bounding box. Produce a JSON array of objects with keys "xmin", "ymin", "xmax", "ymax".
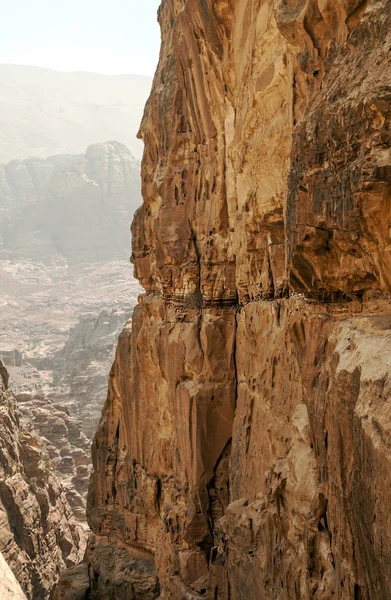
[
  {"xmin": 0, "ymin": 65, "xmax": 152, "ymax": 161},
  {"xmin": 0, "ymin": 67, "xmax": 146, "ymax": 546}
]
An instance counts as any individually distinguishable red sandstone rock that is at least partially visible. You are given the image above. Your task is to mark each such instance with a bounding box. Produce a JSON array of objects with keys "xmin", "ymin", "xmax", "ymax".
[{"xmin": 54, "ymin": 1, "xmax": 391, "ymax": 598}]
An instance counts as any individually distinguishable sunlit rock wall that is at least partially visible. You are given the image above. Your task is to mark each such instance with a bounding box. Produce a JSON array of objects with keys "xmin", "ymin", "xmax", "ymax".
[{"xmin": 55, "ymin": 1, "xmax": 391, "ymax": 598}]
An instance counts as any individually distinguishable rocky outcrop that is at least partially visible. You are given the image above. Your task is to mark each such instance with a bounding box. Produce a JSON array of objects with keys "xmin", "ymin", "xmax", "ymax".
[
  {"xmin": 49, "ymin": 308, "xmax": 134, "ymax": 440},
  {"xmin": 15, "ymin": 388, "xmax": 91, "ymax": 526},
  {"xmin": 0, "ymin": 263, "xmax": 140, "ymax": 523},
  {"xmin": 0, "ymin": 361, "xmax": 81, "ymax": 599},
  {"xmin": 0, "ymin": 140, "xmax": 142, "ymax": 531},
  {"xmin": 54, "ymin": 0, "xmax": 391, "ymax": 599},
  {"xmin": 0, "ymin": 552, "xmax": 27, "ymax": 600},
  {"xmin": 11, "ymin": 309, "xmax": 135, "ymax": 524}
]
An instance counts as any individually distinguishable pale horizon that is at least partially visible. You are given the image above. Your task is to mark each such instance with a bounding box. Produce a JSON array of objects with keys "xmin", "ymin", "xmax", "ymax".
[{"xmin": 0, "ymin": 62, "xmax": 154, "ymax": 78}]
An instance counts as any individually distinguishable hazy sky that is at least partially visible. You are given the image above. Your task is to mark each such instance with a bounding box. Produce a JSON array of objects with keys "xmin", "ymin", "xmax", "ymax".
[{"xmin": 0, "ymin": 0, "xmax": 161, "ymax": 76}]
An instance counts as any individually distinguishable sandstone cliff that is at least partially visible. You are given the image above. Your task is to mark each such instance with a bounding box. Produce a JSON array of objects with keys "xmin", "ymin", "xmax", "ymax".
[
  {"xmin": 0, "ymin": 360, "xmax": 81, "ymax": 599},
  {"xmin": 55, "ymin": 0, "xmax": 391, "ymax": 598}
]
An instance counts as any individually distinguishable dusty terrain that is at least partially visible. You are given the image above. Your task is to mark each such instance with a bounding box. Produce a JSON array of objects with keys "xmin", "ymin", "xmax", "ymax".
[
  {"xmin": 0, "ymin": 260, "xmax": 140, "ymax": 525},
  {"xmin": 0, "ymin": 360, "xmax": 81, "ymax": 599}
]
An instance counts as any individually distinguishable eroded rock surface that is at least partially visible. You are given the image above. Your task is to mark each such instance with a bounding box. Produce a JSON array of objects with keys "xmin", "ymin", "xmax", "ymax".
[
  {"xmin": 55, "ymin": 0, "xmax": 391, "ymax": 599},
  {"xmin": 0, "ymin": 552, "xmax": 27, "ymax": 600},
  {"xmin": 14, "ymin": 309, "xmax": 136, "ymax": 524},
  {"xmin": 0, "ymin": 361, "xmax": 81, "ymax": 599}
]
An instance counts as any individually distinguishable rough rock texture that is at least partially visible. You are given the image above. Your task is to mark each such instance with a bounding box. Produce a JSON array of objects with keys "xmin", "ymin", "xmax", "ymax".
[
  {"xmin": 49, "ymin": 309, "xmax": 135, "ymax": 441},
  {"xmin": 0, "ymin": 139, "xmax": 142, "ymax": 530},
  {"xmin": 0, "ymin": 262, "xmax": 140, "ymax": 524},
  {"xmin": 11, "ymin": 309, "xmax": 136, "ymax": 524},
  {"xmin": 54, "ymin": 0, "xmax": 391, "ymax": 599},
  {"xmin": 0, "ymin": 361, "xmax": 81, "ymax": 599},
  {"xmin": 0, "ymin": 551, "xmax": 27, "ymax": 600}
]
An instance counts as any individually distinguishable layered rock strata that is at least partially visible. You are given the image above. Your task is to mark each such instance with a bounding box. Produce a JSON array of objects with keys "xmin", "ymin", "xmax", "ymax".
[
  {"xmin": 55, "ymin": 0, "xmax": 391, "ymax": 599},
  {"xmin": 0, "ymin": 361, "xmax": 81, "ymax": 599}
]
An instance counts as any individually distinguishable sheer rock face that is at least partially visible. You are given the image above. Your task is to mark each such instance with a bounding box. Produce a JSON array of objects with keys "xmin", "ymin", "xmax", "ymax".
[
  {"xmin": 286, "ymin": 2, "xmax": 391, "ymax": 297},
  {"xmin": 55, "ymin": 0, "xmax": 391, "ymax": 599},
  {"xmin": 0, "ymin": 361, "xmax": 81, "ymax": 599}
]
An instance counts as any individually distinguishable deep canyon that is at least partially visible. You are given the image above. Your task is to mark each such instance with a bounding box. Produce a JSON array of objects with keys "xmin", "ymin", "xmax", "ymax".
[
  {"xmin": 2, "ymin": 0, "xmax": 391, "ymax": 599},
  {"xmin": 0, "ymin": 140, "xmax": 143, "ymax": 536}
]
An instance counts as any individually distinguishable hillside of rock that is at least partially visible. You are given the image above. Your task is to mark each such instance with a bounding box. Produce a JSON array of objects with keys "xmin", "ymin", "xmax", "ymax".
[
  {"xmin": 54, "ymin": 0, "xmax": 391, "ymax": 599},
  {"xmin": 0, "ymin": 264, "xmax": 140, "ymax": 530},
  {"xmin": 9, "ymin": 308, "xmax": 136, "ymax": 524},
  {"xmin": 0, "ymin": 552, "xmax": 27, "ymax": 600},
  {"xmin": 0, "ymin": 361, "xmax": 81, "ymax": 599}
]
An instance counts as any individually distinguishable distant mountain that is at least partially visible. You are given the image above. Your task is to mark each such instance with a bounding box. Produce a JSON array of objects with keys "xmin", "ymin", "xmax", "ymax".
[
  {"xmin": 0, "ymin": 141, "xmax": 142, "ymax": 264},
  {"xmin": 0, "ymin": 65, "xmax": 151, "ymax": 162}
]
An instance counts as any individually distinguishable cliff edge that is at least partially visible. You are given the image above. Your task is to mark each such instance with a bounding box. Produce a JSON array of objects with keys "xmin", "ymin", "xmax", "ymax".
[{"xmin": 55, "ymin": 0, "xmax": 391, "ymax": 598}]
